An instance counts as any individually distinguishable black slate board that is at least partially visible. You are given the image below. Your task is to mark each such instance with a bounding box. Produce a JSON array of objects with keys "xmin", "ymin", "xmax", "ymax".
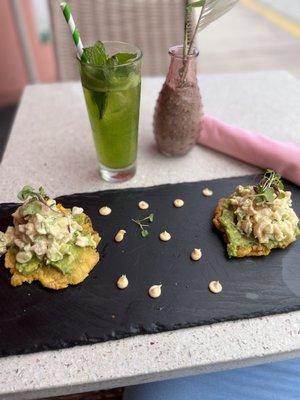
[{"xmin": 0, "ymin": 175, "xmax": 300, "ymax": 357}]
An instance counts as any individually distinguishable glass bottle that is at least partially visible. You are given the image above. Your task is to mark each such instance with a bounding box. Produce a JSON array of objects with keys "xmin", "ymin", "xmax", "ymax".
[{"xmin": 153, "ymin": 45, "xmax": 203, "ymax": 156}]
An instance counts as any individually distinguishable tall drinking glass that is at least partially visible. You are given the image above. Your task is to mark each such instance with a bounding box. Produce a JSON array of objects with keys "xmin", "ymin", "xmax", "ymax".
[{"xmin": 78, "ymin": 41, "xmax": 142, "ymax": 182}]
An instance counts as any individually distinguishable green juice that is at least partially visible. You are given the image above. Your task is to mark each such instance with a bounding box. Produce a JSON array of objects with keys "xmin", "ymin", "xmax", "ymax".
[
  {"xmin": 78, "ymin": 41, "xmax": 142, "ymax": 179},
  {"xmin": 82, "ymin": 79, "xmax": 141, "ymax": 169}
]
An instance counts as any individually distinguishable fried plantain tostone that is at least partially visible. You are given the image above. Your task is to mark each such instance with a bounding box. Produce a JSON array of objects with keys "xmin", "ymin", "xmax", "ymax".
[
  {"xmin": 4, "ymin": 213, "xmax": 101, "ymax": 290},
  {"xmin": 213, "ymin": 198, "xmax": 294, "ymax": 258}
]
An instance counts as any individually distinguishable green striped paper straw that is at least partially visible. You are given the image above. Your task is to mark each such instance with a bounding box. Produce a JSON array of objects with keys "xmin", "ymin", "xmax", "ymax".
[{"xmin": 60, "ymin": 2, "xmax": 87, "ymax": 62}]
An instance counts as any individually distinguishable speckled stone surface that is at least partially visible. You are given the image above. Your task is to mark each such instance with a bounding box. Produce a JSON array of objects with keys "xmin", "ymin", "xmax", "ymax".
[{"xmin": 0, "ymin": 71, "xmax": 300, "ymax": 399}]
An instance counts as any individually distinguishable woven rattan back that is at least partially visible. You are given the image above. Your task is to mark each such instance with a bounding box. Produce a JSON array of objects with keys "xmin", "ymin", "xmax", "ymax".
[{"xmin": 49, "ymin": 0, "xmax": 186, "ymax": 79}]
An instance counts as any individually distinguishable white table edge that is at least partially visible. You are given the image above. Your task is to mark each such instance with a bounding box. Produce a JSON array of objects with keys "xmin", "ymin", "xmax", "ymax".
[{"xmin": 1, "ymin": 309, "xmax": 300, "ymax": 400}]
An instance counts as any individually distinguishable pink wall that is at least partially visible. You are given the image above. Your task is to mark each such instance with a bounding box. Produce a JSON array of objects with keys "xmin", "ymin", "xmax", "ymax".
[
  {"xmin": 20, "ymin": 0, "xmax": 57, "ymax": 83},
  {"xmin": 0, "ymin": 0, "xmax": 28, "ymax": 107},
  {"xmin": 0, "ymin": 0, "xmax": 57, "ymax": 107}
]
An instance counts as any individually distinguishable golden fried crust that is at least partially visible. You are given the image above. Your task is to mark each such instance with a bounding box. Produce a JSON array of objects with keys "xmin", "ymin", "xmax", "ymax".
[
  {"xmin": 213, "ymin": 198, "xmax": 276, "ymax": 258},
  {"xmin": 4, "ymin": 213, "xmax": 101, "ymax": 290}
]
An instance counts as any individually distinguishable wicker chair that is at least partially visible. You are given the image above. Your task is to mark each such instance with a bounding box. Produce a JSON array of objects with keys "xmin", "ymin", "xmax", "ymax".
[{"xmin": 49, "ymin": 0, "xmax": 187, "ymax": 80}]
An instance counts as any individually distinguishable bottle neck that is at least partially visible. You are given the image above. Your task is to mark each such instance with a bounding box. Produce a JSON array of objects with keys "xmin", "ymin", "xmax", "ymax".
[{"xmin": 166, "ymin": 45, "xmax": 199, "ymax": 88}]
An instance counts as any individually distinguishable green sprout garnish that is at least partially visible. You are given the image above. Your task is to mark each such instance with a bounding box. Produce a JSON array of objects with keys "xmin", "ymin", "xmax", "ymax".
[
  {"xmin": 254, "ymin": 169, "xmax": 285, "ymax": 204},
  {"xmin": 132, "ymin": 213, "xmax": 155, "ymax": 238},
  {"xmin": 17, "ymin": 186, "xmax": 48, "ymax": 203},
  {"xmin": 17, "ymin": 186, "xmax": 60, "ymax": 214}
]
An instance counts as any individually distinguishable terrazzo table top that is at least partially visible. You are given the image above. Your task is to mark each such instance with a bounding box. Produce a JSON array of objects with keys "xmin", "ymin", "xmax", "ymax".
[{"xmin": 0, "ymin": 71, "xmax": 300, "ymax": 399}]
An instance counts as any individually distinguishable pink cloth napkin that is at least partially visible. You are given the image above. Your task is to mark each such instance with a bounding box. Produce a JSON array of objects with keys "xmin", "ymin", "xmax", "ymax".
[{"xmin": 198, "ymin": 114, "xmax": 300, "ymax": 186}]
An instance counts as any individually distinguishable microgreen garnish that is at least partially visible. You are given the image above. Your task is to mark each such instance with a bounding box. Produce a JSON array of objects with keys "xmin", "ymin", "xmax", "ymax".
[
  {"xmin": 254, "ymin": 170, "xmax": 285, "ymax": 204},
  {"xmin": 132, "ymin": 213, "xmax": 155, "ymax": 238},
  {"xmin": 148, "ymin": 213, "xmax": 154, "ymax": 222},
  {"xmin": 17, "ymin": 186, "xmax": 60, "ymax": 213},
  {"xmin": 17, "ymin": 186, "xmax": 49, "ymax": 203},
  {"xmin": 141, "ymin": 229, "xmax": 149, "ymax": 238}
]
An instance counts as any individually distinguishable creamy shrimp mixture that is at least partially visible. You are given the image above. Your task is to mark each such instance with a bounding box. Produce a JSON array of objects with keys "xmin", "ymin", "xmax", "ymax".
[{"xmin": 229, "ymin": 185, "xmax": 299, "ymax": 245}]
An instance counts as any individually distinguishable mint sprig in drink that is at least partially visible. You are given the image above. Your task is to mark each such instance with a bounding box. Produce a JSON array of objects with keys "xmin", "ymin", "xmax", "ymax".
[
  {"xmin": 60, "ymin": 2, "xmax": 142, "ymax": 182},
  {"xmin": 78, "ymin": 41, "xmax": 142, "ymax": 181}
]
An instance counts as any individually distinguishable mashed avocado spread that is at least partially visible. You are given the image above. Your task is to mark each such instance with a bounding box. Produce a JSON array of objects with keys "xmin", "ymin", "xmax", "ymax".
[{"xmin": 0, "ymin": 186, "xmax": 98, "ymax": 276}]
